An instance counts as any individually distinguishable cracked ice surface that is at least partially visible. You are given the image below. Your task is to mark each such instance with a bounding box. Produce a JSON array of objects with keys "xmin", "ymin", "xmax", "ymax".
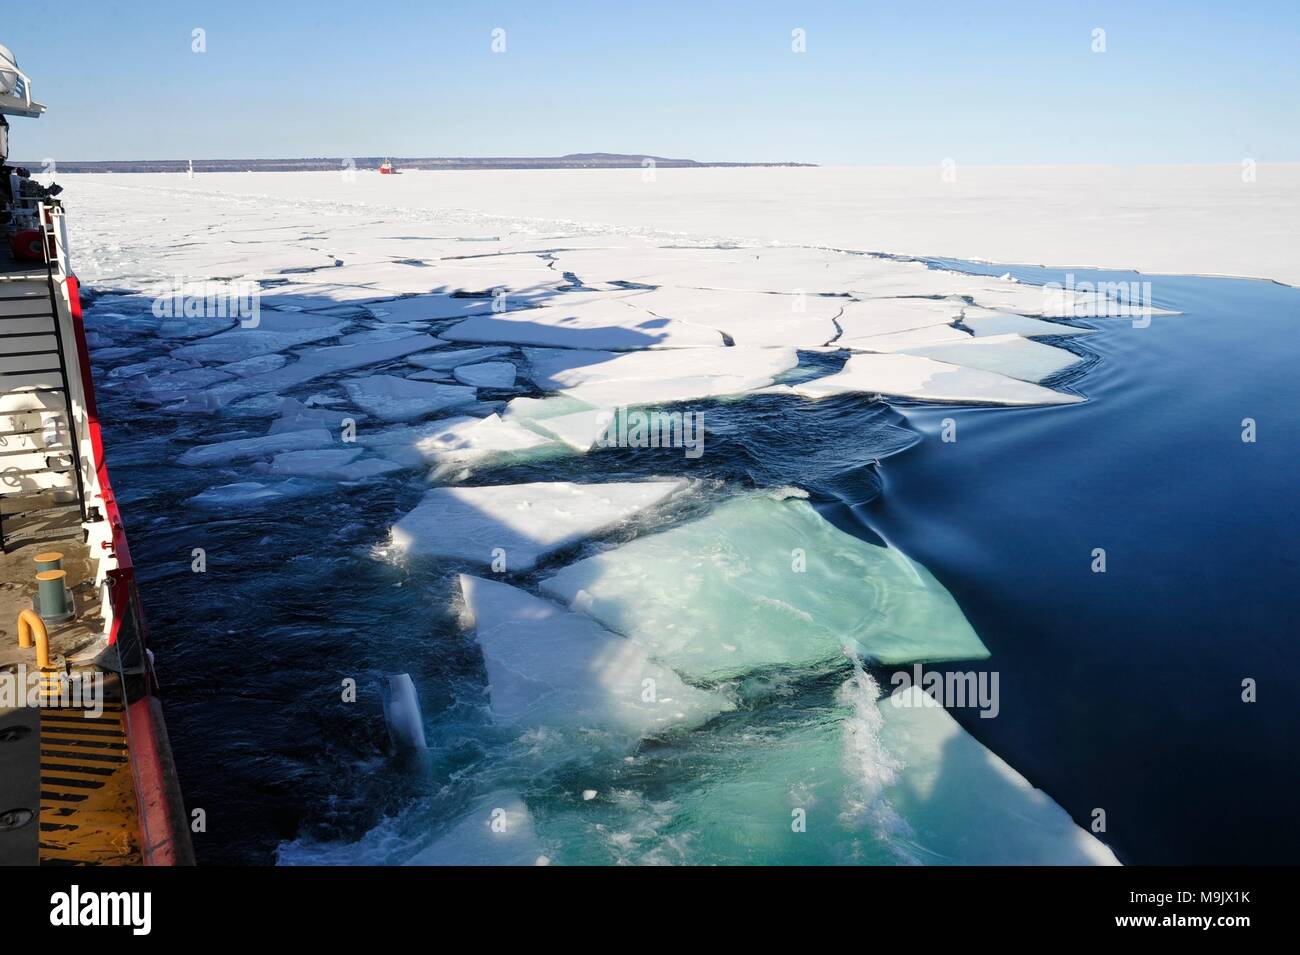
[
  {"xmin": 60, "ymin": 173, "xmax": 1138, "ymax": 865},
  {"xmin": 389, "ymin": 480, "xmax": 688, "ymax": 571},
  {"xmin": 542, "ymin": 491, "xmax": 988, "ymax": 680}
]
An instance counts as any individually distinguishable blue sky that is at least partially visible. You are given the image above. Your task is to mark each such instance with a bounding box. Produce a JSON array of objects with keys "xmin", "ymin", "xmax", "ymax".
[{"xmin": 8, "ymin": 0, "xmax": 1299, "ymax": 164}]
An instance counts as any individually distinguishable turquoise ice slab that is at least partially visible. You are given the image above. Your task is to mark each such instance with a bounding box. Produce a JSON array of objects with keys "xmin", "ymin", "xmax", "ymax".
[
  {"xmin": 523, "ymin": 679, "xmax": 1118, "ymax": 866},
  {"xmin": 541, "ymin": 492, "xmax": 989, "ymax": 681}
]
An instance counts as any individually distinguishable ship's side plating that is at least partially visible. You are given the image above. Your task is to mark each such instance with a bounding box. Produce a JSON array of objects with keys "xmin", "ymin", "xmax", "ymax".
[{"xmin": 0, "ymin": 46, "xmax": 191, "ymax": 865}]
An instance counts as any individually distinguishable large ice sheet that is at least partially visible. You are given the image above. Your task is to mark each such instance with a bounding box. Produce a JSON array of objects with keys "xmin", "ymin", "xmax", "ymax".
[
  {"xmin": 389, "ymin": 480, "xmax": 687, "ymax": 571},
  {"xmin": 342, "ymin": 375, "xmax": 477, "ymax": 421},
  {"xmin": 624, "ymin": 285, "xmax": 845, "ymax": 346},
  {"xmin": 781, "ymin": 353, "xmax": 1083, "ymax": 406},
  {"xmin": 460, "ymin": 575, "xmax": 730, "ymax": 736},
  {"xmin": 541, "ymin": 492, "xmax": 987, "ymax": 680}
]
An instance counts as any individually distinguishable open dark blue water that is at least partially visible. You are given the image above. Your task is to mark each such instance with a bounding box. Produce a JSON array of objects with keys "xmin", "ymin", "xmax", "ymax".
[
  {"xmin": 81, "ymin": 262, "xmax": 1299, "ymax": 864},
  {"xmin": 862, "ymin": 262, "xmax": 1300, "ymax": 864}
]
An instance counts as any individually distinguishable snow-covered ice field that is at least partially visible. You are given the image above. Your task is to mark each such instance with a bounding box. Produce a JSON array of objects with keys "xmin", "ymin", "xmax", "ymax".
[{"xmin": 52, "ymin": 165, "xmax": 1290, "ymax": 865}]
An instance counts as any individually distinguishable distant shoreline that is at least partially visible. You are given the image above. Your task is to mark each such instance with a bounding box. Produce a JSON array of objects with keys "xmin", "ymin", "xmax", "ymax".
[{"xmin": 18, "ymin": 153, "xmax": 815, "ymax": 174}]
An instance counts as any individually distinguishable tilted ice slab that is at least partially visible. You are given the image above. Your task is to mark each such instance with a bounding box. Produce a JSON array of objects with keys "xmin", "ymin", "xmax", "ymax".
[
  {"xmin": 185, "ymin": 478, "xmax": 323, "ymax": 510},
  {"xmin": 403, "ymin": 792, "xmax": 546, "ymax": 867},
  {"xmin": 542, "ymin": 492, "xmax": 987, "ymax": 681},
  {"xmin": 389, "ymin": 480, "xmax": 687, "ymax": 571},
  {"xmin": 342, "ymin": 374, "xmax": 477, "ymax": 422},
  {"xmin": 408, "ymin": 346, "xmax": 512, "ymax": 371},
  {"xmin": 177, "ymin": 428, "xmax": 335, "ymax": 466},
  {"xmin": 460, "ymin": 575, "xmax": 730, "ymax": 736},
  {"xmin": 877, "ymin": 685, "xmax": 1120, "ymax": 864},
  {"xmin": 575, "ymin": 674, "xmax": 1119, "ymax": 865},
  {"xmin": 781, "ymin": 353, "xmax": 1083, "ymax": 406},
  {"xmin": 357, "ymin": 413, "xmax": 567, "ymax": 476},
  {"xmin": 960, "ymin": 307, "xmax": 1097, "ymax": 339},
  {"xmin": 899, "ymin": 333, "xmax": 1084, "ymax": 383},
  {"xmin": 453, "ymin": 361, "xmax": 517, "ymax": 389},
  {"xmin": 443, "ymin": 297, "xmax": 725, "ymax": 351}
]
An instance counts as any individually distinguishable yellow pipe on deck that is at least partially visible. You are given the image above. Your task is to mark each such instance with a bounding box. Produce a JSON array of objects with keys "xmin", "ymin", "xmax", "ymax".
[{"xmin": 17, "ymin": 608, "xmax": 53, "ymax": 669}]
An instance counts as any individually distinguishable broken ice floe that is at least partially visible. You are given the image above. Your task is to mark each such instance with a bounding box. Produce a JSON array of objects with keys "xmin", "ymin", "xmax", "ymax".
[
  {"xmin": 342, "ymin": 375, "xmax": 478, "ymax": 422},
  {"xmin": 407, "ymin": 346, "xmax": 511, "ymax": 371},
  {"xmin": 177, "ymin": 428, "xmax": 336, "ymax": 466},
  {"xmin": 459, "ymin": 575, "xmax": 730, "ymax": 736},
  {"xmin": 452, "ymin": 361, "xmax": 517, "ymax": 389},
  {"xmin": 777, "ymin": 353, "xmax": 1083, "ymax": 406},
  {"xmin": 899, "ymin": 333, "xmax": 1084, "ymax": 383},
  {"xmin": 541, "ymin": 491, "xmax": 988, "ymax": 681},
  {"xmin": 389, "ymin": 480, "xmax": 687, "ymax": 571},
  {"xmin": 357, "ymin": 413, "xmax": 567, "ymax": 477},
  {"xmin": 180, "ymin": 333, "xmax": 444, "ymax": 410}
]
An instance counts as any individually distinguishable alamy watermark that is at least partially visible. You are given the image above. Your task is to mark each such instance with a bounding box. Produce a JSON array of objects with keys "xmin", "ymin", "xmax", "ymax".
[
  {"xmin": 151, "ymin": 275, "xmax": 261, "ymax": 327},
  {"xmin": 1043, "ymin": 272, "xmax": 1155, "ymax": 327},
  {"xmin": 889, "ymin": 663, "xmax": 1000, "ymax": 718},
  {"xmin": 594, "ymin": 406, "xmax": 705, "ymax": 459},
  {"xmin": 0, "ymin": 665, "xmax": 104, "ymax": 718}
]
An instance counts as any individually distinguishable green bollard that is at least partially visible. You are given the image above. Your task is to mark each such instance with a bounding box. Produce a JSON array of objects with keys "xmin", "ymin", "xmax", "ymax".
[
  {"xmin": 36, "ymin": 569, "xmax": 71, "ymax": 623},
  {"xmin": 34, "ymin": 551, "xmax": 63, "ymax": 574}
]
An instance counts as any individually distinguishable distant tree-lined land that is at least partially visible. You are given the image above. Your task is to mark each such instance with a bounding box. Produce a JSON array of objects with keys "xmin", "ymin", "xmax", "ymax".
[{"xmin": 23, "ymin": 153, "xmax": 815, "ymax": 173}]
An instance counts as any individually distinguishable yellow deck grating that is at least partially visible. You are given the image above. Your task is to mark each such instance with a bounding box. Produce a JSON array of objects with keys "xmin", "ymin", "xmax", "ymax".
[{"xmin": 38, "ymin": 692, "xmax": 142, "ymax": 866}]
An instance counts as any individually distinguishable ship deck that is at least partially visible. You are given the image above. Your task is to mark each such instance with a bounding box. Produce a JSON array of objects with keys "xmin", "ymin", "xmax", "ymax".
[{"xmin": 0, "ymin": 512, "xmax": 143, "ymax": 866}]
